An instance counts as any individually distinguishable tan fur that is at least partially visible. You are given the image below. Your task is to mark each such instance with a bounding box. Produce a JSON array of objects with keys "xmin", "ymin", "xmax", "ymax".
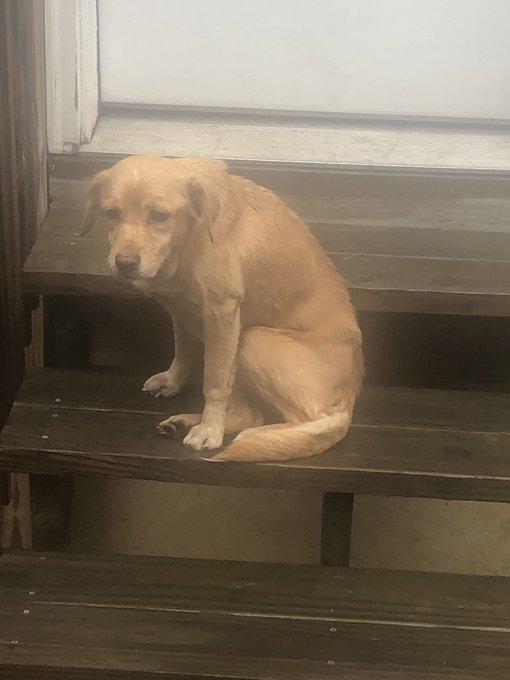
[{"xmin": 83, "ymin": 154, "xmax": 364, "ymax": 461}]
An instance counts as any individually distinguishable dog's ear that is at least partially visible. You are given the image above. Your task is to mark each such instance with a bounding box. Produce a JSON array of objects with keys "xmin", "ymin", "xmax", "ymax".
[
  {"xmin": 81, "ymin": 169, "xmax": 110, "ymax": 236},
  {"xmin": 187, "ymin": 176, "xmax": 220, "ymax": 242}
]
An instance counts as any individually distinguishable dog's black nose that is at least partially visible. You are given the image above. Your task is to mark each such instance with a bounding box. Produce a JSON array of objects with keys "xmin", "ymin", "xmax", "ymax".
[{"xmin": 115, "ymin": 254, "xmax": 140, "ymax": 276}]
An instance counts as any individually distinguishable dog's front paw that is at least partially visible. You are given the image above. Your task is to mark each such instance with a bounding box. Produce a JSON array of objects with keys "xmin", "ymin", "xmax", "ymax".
[
  {"xmin": 183, "ymin": 423, "xmax": 224, "ymax": 451},
  {"xmin": 157, "ymin": 413, "xmax": 201, "ymax": 435},
  {"xmin": 142, "ymin": 371, "xmax": 180, "ymax": 399}
]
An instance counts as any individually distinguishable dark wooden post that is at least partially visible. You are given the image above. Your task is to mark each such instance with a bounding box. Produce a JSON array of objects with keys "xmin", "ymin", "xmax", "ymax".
[
  {"xmin": 0, "ymin": 0, "xmax": 48, "ymax": 551},
  {"xmin": 320, "ymin": 492, "xmax": 354, "ymax": 567}
]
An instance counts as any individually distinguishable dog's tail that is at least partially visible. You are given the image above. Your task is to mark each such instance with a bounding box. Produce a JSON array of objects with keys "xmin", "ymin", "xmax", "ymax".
[{"xmin": 212, "ymin": 402, "xmax": 353, "ymax": 463}]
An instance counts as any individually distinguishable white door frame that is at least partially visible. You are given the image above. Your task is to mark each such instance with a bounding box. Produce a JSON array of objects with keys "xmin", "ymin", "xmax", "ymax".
[{"xmin": 45, "ymin": 0, "xmax": 99, "ymax": 154}]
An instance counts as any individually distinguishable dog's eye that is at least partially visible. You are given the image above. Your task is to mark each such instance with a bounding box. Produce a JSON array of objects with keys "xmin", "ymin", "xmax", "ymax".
[
  {"xmin": 150, "ymin": 210, "xmax": 169, "ymax": 223},
  {"xmin": 104, "ymin": 207, "xmax": 120, "ymax": 220}
]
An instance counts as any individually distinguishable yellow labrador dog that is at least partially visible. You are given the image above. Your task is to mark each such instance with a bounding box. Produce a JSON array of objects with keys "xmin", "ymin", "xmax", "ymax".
[{"xmin": 82, "ymin": 155, "xmax": 363, "ymax": 461}]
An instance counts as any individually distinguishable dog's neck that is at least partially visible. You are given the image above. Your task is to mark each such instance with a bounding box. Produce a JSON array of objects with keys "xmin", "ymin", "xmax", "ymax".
[{"xmin": 131, "ymin": 251, "xmax": 181, "ymax": 296}]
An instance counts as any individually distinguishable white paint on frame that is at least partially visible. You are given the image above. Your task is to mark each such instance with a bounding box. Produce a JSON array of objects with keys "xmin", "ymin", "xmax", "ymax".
[{"xmin": 45, "ymin": 0, "xmax": 99, "ymax": 154}]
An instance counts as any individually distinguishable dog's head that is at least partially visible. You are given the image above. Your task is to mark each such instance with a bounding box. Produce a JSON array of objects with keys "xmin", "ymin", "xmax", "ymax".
[{"xmin": 82, "ymin": 155, "xmax": 227, "ymax": 283}]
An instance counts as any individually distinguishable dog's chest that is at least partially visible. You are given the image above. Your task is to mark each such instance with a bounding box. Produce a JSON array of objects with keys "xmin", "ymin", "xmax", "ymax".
[{"xmin": 154, "ymin": 290, "xmax": 204, "ymax": 339}]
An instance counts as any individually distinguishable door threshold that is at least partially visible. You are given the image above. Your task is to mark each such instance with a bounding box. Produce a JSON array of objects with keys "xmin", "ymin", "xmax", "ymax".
[{"xmin": 79, "ymin": 113, "xmax": 510, "ymax": 175}]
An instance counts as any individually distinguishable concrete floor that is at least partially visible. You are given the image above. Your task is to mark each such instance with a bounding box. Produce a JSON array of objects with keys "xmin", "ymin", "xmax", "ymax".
[{"xmin": 70, "ymin": 480, "xmax": 510, "ymax": 576}]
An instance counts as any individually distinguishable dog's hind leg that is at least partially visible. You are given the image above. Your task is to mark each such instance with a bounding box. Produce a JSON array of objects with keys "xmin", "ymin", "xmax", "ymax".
[
  {"xmin": 237, "ymin": 326, "xmax": 356, "ymax": 423},
  {"xmin": 211, "ymin": 326, "xmax": 361, "ymax": 462}
]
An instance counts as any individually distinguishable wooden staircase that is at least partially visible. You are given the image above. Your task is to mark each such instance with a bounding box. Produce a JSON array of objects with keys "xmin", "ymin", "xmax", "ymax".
[
  {"xmin": 3, "ymin": 552, "xmax": 510, "ymax": 679},
  {"xmin": 1, "ymin": 157, "xmax": 509, "ymax": 678}
]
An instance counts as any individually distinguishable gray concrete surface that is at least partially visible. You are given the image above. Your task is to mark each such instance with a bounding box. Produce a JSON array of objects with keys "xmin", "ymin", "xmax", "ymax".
[
  {"xmin": 82, "ymin": 114, "xmax": 510, "ymax": 172},
  {"xmin": 70, "ymin": 481, "xmax": 510, "ymax": 575}
]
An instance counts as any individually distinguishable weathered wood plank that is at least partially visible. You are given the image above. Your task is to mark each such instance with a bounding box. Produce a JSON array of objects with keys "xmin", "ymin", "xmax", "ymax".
[
  {"xmin": 23, "ymin": 236, "xmax": 510, "ymax": 315},
  {"xmin": 0, "ymin": 662, "xmax": 493, "ymax": 680},
  {"xmin": 3, "ymin": 551, "xmax": 510, "ymax": 628},
  {"xmin": 1, "ymin": 370, "xmax": 509, "ymax": 502},
  {"xmin": 0, "ymin": 0, "xmax": 47, "ymax": 554},
  {"xmin": 320, "ymin": 492, "xmax": 354, "ymax": 567},
  {"xmin": 14, "ymin": 369, "xmax": 510, "ymax": 431},
  {"xmin": 50, "ymin": 150, "xmax": 510, "ymax": 185},
  {"xmin": 37, "ymin": 177, "xmax": 510, "ymax": 238},
  {"xmin": 3, "ymin": 603, "xmax": 509, "ymax": 679},
  {"xmin": 1, "ymin": 552, "xmax": 510, "ymax": 678},
  {"xmin": 0, "ymin": 0, "xmax": 47, "ymax": 424},
  {"xmin": 22, "ymin": 178, "xmax": 510, "ymax": 315}
]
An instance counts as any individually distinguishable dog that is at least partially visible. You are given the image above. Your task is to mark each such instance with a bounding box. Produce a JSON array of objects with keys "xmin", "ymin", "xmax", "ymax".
[{"xmin": 82, "ymin": 155, "xmax": 363, "ymax": 461}]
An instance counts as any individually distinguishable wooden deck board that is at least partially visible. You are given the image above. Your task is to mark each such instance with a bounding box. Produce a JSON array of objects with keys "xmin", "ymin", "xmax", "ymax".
[
  {"xmin": 23, "ymin": 178, "xmax": 510, "ymax": 315},
  {"xmin": 1, "ymin": 369, "xmax": 509, "ymax": 502},
  {"xmin": 1, "ymin": 551, "xmax": 510, "ymax": 678}
]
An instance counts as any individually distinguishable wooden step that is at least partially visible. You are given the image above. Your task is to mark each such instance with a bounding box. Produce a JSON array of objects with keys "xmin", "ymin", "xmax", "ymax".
[
  {"xmin": 1, "ymin": 369, "xmax": 509, "ymax": 502},
  {"xmin": 23, "ymin": 173, "xmax": 510, "ymax": 316},
  {"xmin": 1, "ymin": 551, "xmax": 510, "ymax": 678}
]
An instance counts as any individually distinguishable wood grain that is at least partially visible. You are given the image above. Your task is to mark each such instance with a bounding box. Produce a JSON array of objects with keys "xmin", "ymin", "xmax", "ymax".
[
  {"xmin": 3, "ymin": 300, "xmax": 45, "ymax": 551},
  {"xmin": 0, "ymin": 0, "xmax": 46, "ymax": 552},
  {"xmin": 1, "ymin": 474, "xmax": 31, "ymax": 551},
  {"xmin": 1, "ymin": 369, "xmax": 509, "ymax": 502},
  {"xmin": 0, "ymin": 0, "xmax": 47, "ymax": 424},
  {"xmin": 22, "ymin": 177, "xmax": 510, "ymax": 315},
  {"xmin": 1, "ymin": 551, "xmax": 510, "ymax": 678},
  {"xmin": 320, "ymin": 492, "xmax": 353, "ymax": 567}
]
